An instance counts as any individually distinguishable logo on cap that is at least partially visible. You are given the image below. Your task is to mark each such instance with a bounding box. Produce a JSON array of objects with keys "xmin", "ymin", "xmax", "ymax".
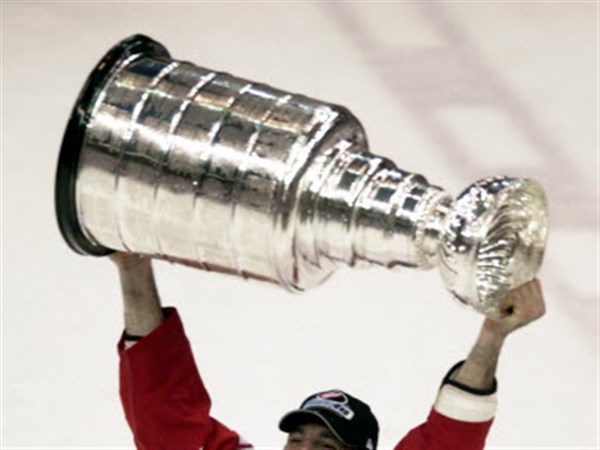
[{"xmin": 302, "ymin": 390, "xmax": 355, "ymax": 420}]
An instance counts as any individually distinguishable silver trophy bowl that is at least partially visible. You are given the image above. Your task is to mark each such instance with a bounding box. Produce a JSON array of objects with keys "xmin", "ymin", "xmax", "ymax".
[{"xmin": 55, "ymin": 35, "xmax": 548, "ymax": 317}]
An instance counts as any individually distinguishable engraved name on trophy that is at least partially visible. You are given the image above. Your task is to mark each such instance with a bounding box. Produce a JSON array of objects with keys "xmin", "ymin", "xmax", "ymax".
[{"xmin": 55, "ymin": 35, "xmax": 548, "ymax": 317}]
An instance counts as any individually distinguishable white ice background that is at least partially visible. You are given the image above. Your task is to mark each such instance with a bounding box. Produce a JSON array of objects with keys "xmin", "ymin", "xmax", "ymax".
[{"xmin": 1, "ymin": 2, "xmax": 598, "ymax": 449}]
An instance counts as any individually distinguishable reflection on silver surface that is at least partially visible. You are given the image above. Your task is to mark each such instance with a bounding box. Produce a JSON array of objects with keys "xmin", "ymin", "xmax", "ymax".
[
  {"xmin": 67, "ymin": 36, "xmax": 547, "ymax": 317},
  {"xmin": 439, "ymin": 177, "xmax": 547, "ymax": 317}
]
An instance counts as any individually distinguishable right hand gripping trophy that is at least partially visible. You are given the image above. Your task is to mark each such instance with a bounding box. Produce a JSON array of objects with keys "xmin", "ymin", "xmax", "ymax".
[{"xmin": 56, "ymin": 35, "xmax": 548, "ymax": 318}]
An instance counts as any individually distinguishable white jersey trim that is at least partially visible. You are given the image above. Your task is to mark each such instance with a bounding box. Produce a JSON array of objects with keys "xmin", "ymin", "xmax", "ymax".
[{"xmin": 434, "ymin": 384, "xmax": 497, "ymax": 422}]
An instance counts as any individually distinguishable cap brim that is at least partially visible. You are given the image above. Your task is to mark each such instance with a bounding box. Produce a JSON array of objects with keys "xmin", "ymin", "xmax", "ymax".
[{"xmin": 279, "ymin": 409, "xmax": 349, "ymax": 447}]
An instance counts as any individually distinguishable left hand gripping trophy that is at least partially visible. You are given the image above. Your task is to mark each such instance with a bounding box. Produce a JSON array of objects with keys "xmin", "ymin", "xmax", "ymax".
[{"xmin": 55, "ymin": 35, "xmax": 548, "ymax": 318}]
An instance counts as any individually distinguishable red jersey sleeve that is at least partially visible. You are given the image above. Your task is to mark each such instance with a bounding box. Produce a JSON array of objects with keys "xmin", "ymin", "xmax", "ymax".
[
  {"xmin": 118, "ymin": 307, "xmax": 252, "ymax": 450},
  {"xmin": 394, "ymin": 362, "xmax": 497, "ymax": 450},
  {"xmin": 395, "ymin": 409, "xmax": 493, "ymax": 450}
]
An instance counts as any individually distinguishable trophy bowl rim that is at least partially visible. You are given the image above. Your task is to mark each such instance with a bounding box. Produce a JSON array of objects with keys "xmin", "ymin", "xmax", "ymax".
[{"xmin": 54, "ymin": 34, "xmax": 170, "ymax": 256}]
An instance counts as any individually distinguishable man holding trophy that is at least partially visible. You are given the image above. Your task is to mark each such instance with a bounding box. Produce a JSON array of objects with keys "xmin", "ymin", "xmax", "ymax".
[
  {"xmin": 55, "ymin": 35, "xmax": 549, "ymax": 450},
  {"xmin": 110, "ymin": 252, "xmax": 545, "ymax": 450}
]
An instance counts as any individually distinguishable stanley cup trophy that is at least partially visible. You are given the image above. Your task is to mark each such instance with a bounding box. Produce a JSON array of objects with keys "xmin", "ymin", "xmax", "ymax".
[{"xmin": 55, "ymin": 35, "xmax": 548, "ymax": 318}]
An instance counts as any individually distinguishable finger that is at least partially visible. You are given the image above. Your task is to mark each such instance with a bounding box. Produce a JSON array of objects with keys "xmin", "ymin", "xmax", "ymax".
[
  {"xmin": 107, "ymin": 252, "xmax": 124, "ymax": 263},
  {"xmin": 517, "ymin": 282, "xmax": 547, "ymax": 322},
  {"xmin": 108, "ymin": 251, "xmax": 147, "ymax": 267},
  {"xmin": 499, "ymin": 289, "xmax": 519, "ymax": 312},
  {"xmin": 522, "ymin": 279, "xmax": 546, "ymax": 317}
]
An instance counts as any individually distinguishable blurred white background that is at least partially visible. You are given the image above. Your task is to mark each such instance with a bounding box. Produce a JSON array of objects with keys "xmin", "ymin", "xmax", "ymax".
[{"xmin": 2, "ymin": 2, "xmax": 598, "ymax": 449}]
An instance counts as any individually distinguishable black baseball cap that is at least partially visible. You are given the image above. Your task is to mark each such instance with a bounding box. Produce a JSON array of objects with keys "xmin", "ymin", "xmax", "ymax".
[{"xmin": 279, "ymin": 390, "xmax": 379, "ymax": 450}]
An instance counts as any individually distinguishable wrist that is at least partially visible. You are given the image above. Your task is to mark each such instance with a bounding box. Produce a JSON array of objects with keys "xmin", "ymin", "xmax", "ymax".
[
  {"xmin": 481, "ymin": 319, "xmax": 510, "ymax": 345},
  {"xmin": 434, "ymin": 361, "xmax": 498, "ymax": 423},
  {"xmin": 124, "ymin": 307, "xmax": 165, "ymax": 336},
  {"xmin": 453, "ymin": 363, "xmax": 497, "ymax": 391},
  {"xmin": 443, "ymin": 361, "xmax": 497, "ymax": 395}
]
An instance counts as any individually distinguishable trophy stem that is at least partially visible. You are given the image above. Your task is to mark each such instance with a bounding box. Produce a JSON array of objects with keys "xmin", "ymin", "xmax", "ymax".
[{"xmin": 295, "ymin": 142, "xmax": 453, "ymax": 271}]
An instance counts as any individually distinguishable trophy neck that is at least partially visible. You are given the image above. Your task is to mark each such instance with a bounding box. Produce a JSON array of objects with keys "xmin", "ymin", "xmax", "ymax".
[{"xmin": 296, "ymin": 142, "xmax": 452, "ymax": 270}]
